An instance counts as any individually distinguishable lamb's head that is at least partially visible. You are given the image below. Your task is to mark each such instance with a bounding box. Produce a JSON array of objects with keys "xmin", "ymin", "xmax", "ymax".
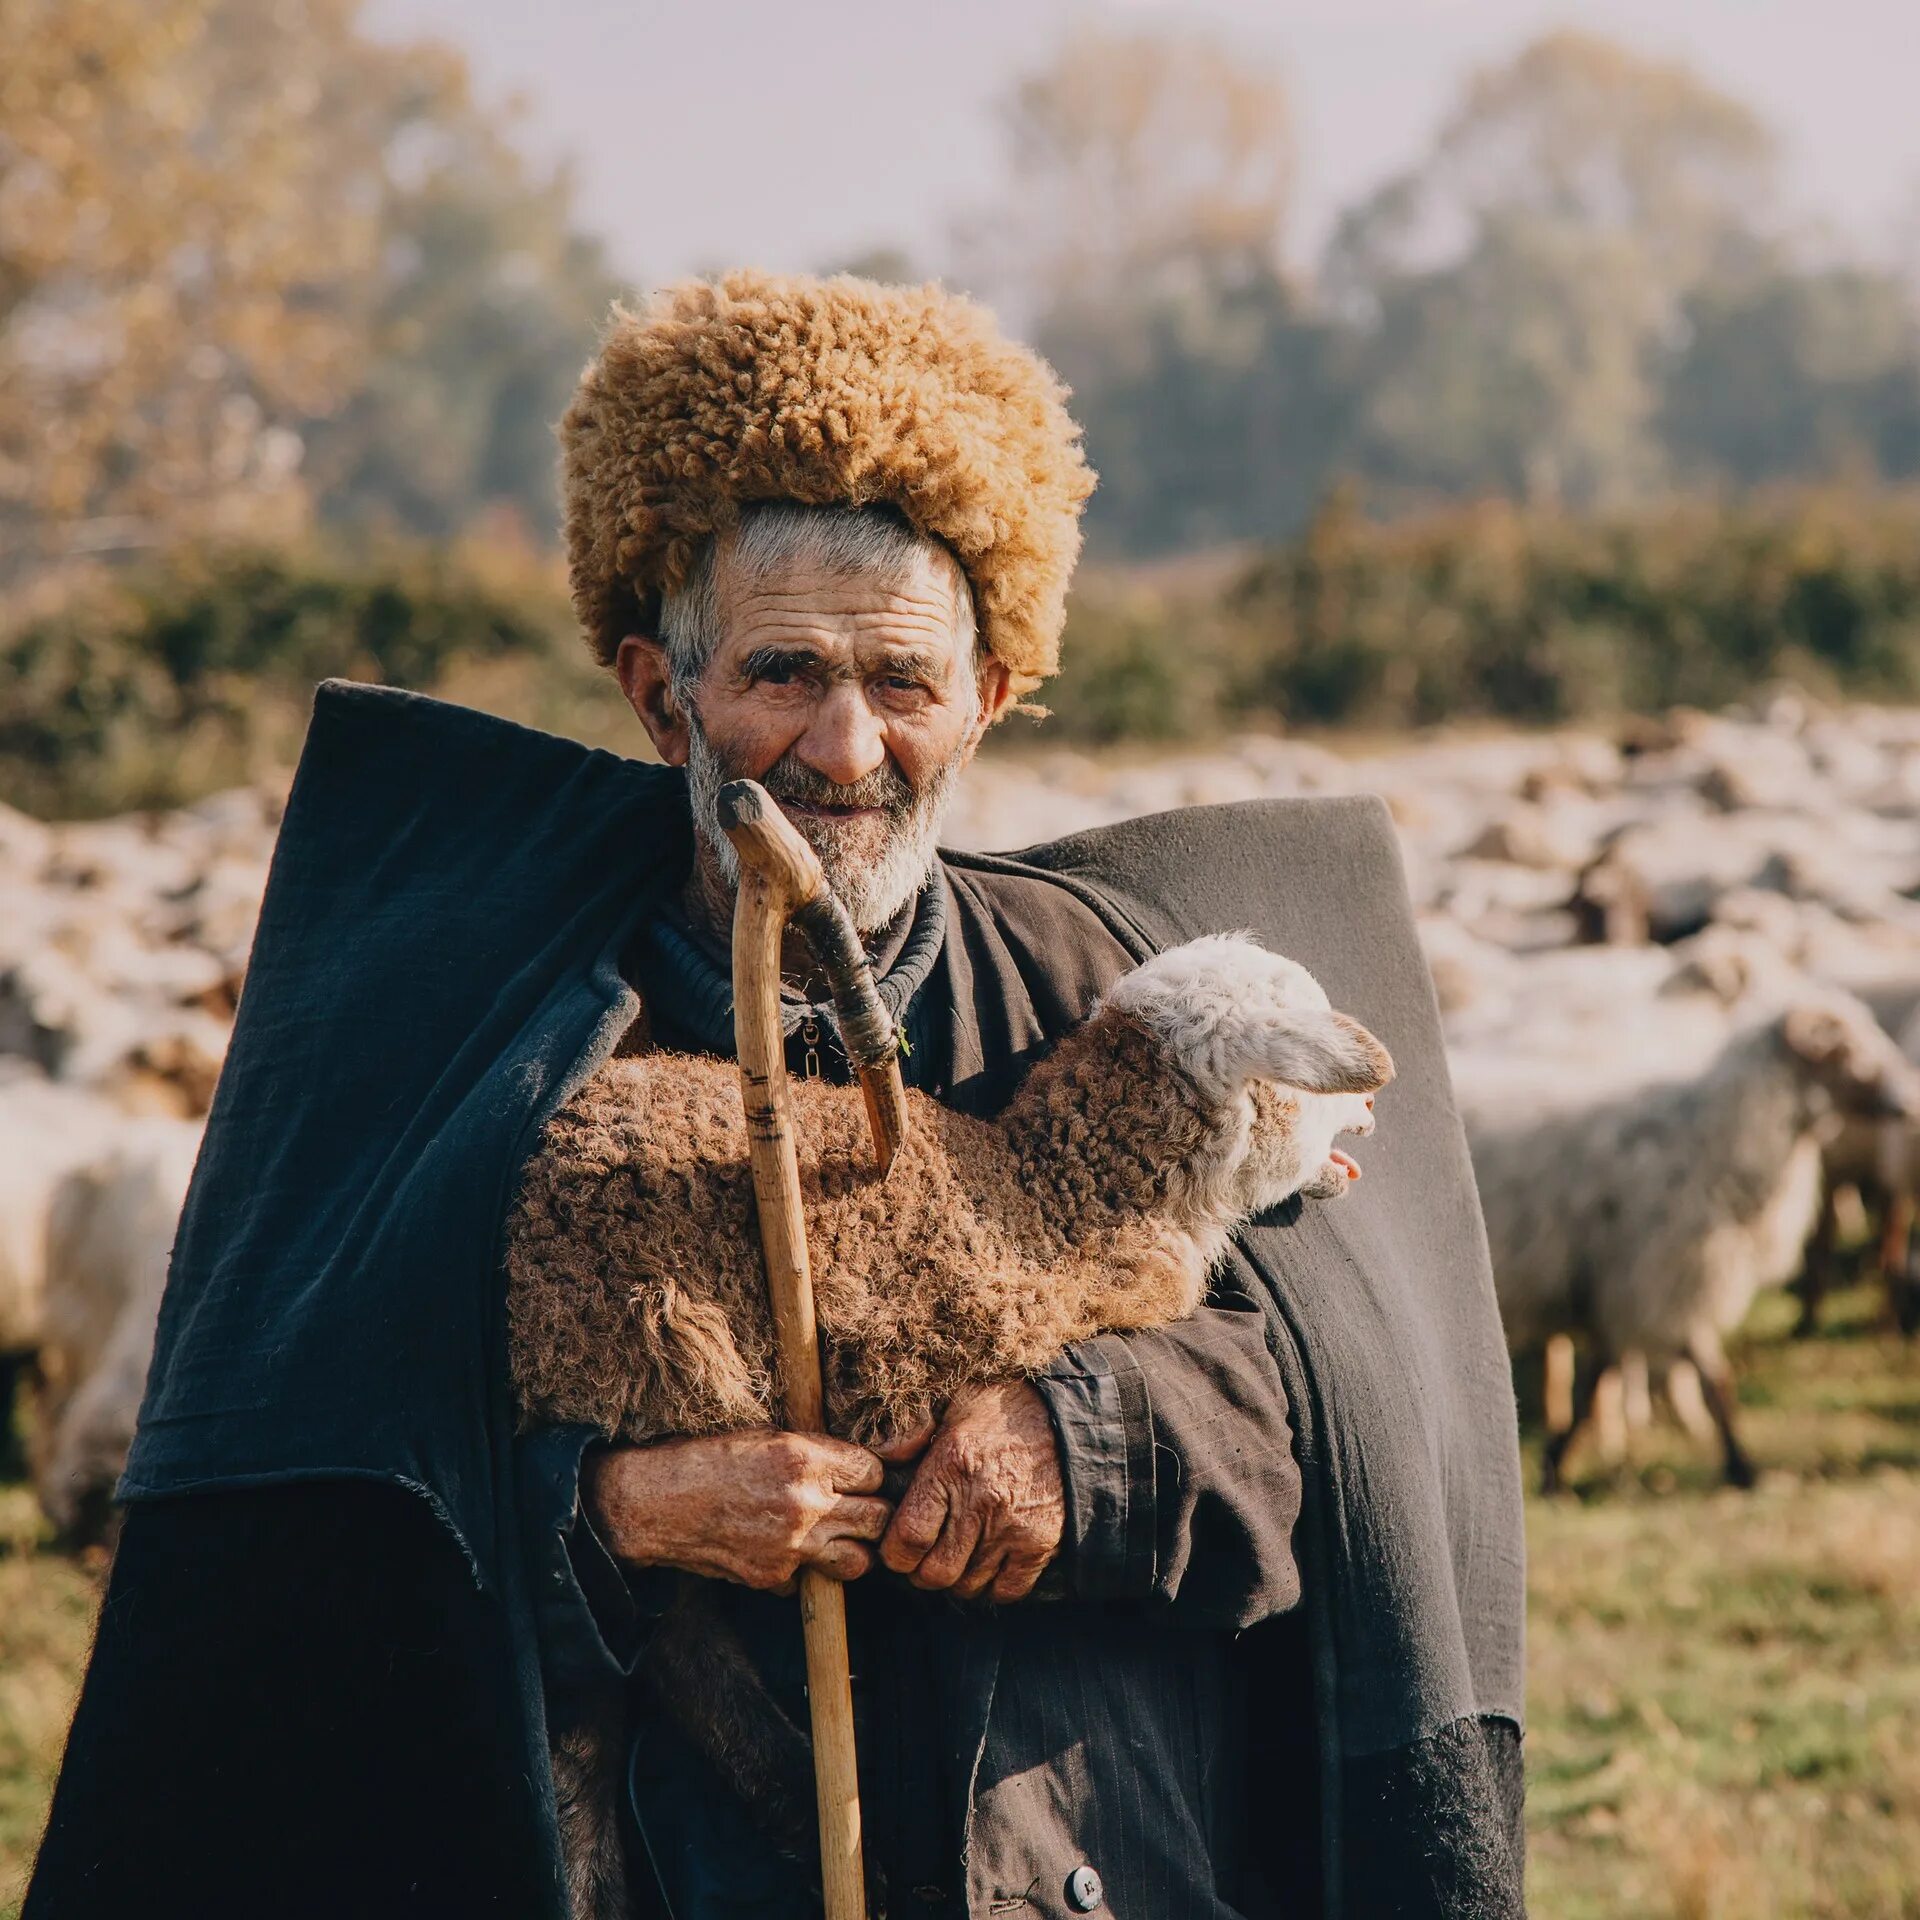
[{"xmin": 1102, "ymin": 934, "xmax": 1394, "ymax": 1221}]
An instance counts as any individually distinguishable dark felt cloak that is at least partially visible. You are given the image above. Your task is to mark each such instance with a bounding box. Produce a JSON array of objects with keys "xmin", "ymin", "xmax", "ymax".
[{"xmin": 26, "ymin": 683, "xmax": 1525, "ymax": 1919}]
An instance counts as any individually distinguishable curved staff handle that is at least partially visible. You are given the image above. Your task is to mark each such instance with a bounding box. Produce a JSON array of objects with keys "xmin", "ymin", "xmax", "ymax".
[
  {"xmin": 715, "ymin": 778, "xmax": 907, "ymax": 1920},
  {"xmin": 716, "ymin": 780, "xmax": 910, "ymax": 1172}
]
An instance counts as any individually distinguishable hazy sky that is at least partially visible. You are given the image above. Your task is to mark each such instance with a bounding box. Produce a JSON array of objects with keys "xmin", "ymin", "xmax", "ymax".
[{"xmin": 362, "ymin": 0, "xmax": 1920, "ymax": 291}]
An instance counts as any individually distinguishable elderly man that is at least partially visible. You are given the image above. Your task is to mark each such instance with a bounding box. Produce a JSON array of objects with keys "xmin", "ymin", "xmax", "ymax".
[
  {"xmin": 581, "ymin": 505, "xmax": 1066, "ymax": 1612},
  {"xmin": 28, "ymin": 275, "xmax": 1525, "ymax": 1920}
]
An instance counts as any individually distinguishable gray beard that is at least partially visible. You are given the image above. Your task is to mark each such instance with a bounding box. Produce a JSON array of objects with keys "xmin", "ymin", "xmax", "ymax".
[{"xmin": 684, "ymin": 718, "xmax": 960, "ymax": 934}]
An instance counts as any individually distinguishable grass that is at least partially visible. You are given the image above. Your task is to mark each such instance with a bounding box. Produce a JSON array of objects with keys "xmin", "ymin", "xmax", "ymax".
[
  {"xmin": 1524, "ymin": 1285, "xmax": 1920, "ymax": 1920},
  {"xmin": 0, "ymin": 1487, "xmax": 97, "ymax": 1920},
  {"xmin": 0, "ymin": 1286, "xmax": 1915, "ymax": 1918}
]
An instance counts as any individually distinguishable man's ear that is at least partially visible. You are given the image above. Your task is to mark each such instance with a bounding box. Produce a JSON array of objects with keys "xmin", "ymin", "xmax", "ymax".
[
  {"xmin": 963, "ymin": 656, "xmax": 1015, "ymax": 755},
  {"xmin": 616, "ymin": 636, "xmax": 691, "ymax": 767}
]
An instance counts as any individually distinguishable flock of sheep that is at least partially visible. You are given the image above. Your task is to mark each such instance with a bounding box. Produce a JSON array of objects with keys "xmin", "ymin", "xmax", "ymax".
[
  {"xmin": 1, "ymin": 789, "xmax": 267, "ymax": 1536},
  {"xmin": 6, "ymin": 689, "xmax": 1920, "ymax": 1536}
]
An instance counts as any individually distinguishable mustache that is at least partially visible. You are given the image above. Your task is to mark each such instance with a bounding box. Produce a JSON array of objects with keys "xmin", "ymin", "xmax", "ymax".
[{"xmin": 758, "ymin": 750, "xmax": 919, "ymax": 818}]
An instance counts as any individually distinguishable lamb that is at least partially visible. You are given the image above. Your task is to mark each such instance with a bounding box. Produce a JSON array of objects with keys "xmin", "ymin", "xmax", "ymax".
[
  {"xmin": 1469, "ymin": 978, "xmax": 1920, "ymax": 1490},
  {"xmin": 508, "ymin": 934, "xmax": 1391, "ymax": 1450},
  {"xmin": 503, "ymin": 933, "xmax": 1393, "ymax": 1919}
]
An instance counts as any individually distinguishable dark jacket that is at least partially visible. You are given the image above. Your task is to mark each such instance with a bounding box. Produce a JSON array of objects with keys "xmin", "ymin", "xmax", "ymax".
[{"xmin": 26, "ymin": 683, "xmax": 1525, "ymax": 1920}]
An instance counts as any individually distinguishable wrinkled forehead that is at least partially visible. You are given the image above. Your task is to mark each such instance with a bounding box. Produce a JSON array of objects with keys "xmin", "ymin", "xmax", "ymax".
[{"xmin": 715, "ymin": 552, "xmax": 972, "ymax": 678}]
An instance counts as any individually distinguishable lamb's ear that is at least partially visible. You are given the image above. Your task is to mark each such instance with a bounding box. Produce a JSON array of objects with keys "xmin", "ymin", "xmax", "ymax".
[{"xmin": 1252, "ymin": 1010, "xmax": 1394, "ymax": 1095}]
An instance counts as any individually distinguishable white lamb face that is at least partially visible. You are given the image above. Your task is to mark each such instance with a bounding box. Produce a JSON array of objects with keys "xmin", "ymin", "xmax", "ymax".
[
  {"xmin": 1260, "ymin": 1084, "xmax": 1379, "ymax": 1205},
  {"xmin": 1105, "ymin": 934, "xmax": 1394, "ymax": 1213}
]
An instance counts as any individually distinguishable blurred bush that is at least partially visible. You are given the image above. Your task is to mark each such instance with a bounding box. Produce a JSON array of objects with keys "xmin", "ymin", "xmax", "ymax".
[
  {"xmin": 1225, "ymin": 487, "xmax": 1920, "ymax": 730},
  {"xmin": 1041, "ymin": 486, "xmax": 1920, "ymax": 743},
  {"xmin": 0, "ymin": 540, "xmax": 605, "ymax": 817},
  {"xmin": 10, "ymin": 487, "xmax": 1920, "ymax": 813}
]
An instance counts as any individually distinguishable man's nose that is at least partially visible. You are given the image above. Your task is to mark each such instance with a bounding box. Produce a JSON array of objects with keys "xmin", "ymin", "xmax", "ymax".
[{"xmin": 798, "ymin": 685, "xmax": 887, "ymax": 788}]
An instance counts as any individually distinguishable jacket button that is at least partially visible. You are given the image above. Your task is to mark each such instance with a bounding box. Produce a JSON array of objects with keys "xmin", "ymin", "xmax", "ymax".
[{"xmin": 1065, "ymin": 1864, "xmax": 1104, "ymax": 1911}]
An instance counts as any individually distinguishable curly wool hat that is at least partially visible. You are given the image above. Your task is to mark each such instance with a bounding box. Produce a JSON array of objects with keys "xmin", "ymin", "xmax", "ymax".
[{"xmin": 559, "ymin": 270, "xmax": 1096, "ymax": 695}]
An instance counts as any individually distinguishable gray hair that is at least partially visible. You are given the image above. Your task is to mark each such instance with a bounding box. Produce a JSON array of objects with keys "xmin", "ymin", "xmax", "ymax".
[{"xmin": 658, "ymin": 501, "xmax": 977, "ymax": 704}]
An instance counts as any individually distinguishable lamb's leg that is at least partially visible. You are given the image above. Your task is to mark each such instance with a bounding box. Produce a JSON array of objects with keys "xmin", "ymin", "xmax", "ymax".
[
  {"xmin": 551, "ymin": 1691, "xmax": 632, "ymax": 1920},
  {"xmin": 1660, "ymin": 1358, "xmax": 1716, "ymax": 1446},
  {"xmin": 1618, "ymin": 1350, "xmax": 1654, "ymax": 1455},
  {"xmin": 1542, "ymin": 1348, "xmax": 1628, "ymax": 1494},
  {"xmin": 1540, "ymin": 1421, "xmax": 1579, "ymax": 1495},
  {"xmin": 1541, "ymin": 1335, "xmax": 1575, "ymax": 1441},
  {"xmin": 1539, "ymin": 1350, "xmax": 1591, "ymax": 1496},
  {"xmin": 1792, "ymin": 1182, "xmax": 1842, "ymax": 1338},
  {"xmin": 1589, "ymin": 1361, "xmax": 1629, "ymax": 1467},
  {"xmin": 1685, "ymin": 1334, "xmax": 1756, "ymax": 1490},
  {"xmin": 0, "ymin": 1351, "xmax": 26, "ymax": 1480},
  {"xmin": 1878, "ymin": 1184, "xmax": 1916, "ymax": 1334}
]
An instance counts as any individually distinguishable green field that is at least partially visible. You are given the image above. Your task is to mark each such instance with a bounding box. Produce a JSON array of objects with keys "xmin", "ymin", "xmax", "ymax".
[{"xmin": 3, "ymin": 1287, "xmax": 1916, "ymax": 1919}]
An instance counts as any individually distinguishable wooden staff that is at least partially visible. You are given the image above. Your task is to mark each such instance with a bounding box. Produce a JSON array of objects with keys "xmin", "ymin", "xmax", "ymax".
[{"xmin": 716, "ymin": 777, "xmax": 908, "ymax": 1920}]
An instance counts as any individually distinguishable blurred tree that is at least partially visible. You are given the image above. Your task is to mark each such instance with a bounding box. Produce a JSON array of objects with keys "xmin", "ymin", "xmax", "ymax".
[
  {"xmin": 1041, "ymin": 268, "xmax": 1354, "ymax": 555},
  {"xmin": 1326, "ymin": 30, "xmax": 1781, "ymax": 507},
  {"xmin": 0, "ymin": 0, "xmax": 616, "ymax": 592},
  {"xmin": 0, "ymin": 0, "xmax": 395, "ymax": 587},
  {"xmin": 298, "ymin": 51, "xmax": 618, "ymax": 544},
  {"xmin": 1341, "ymin": 211, "xmax": 1670, "ymax": 505},
  {"xmin": 967, "ymin": 24, "xmax": 1333, "ymax": 554},
  {"xmin": 1662, "ymin": 261, "xmax": 1920, "ymax": 485},
  {"xmin": 966, "ymin": 22, "xmax": 1295, "ymax": 321}
]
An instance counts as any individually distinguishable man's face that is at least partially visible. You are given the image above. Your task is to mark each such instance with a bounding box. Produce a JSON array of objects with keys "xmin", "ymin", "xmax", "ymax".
[{"xmin": 619, "ymin": 545, "xmax": 1010, "ymax": 931}]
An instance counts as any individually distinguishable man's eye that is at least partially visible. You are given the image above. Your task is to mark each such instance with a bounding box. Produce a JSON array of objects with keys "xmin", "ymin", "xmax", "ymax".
[
  {"xmin": 878, "ymin": 674, "xmax": 928, "ymax": 696},
  {"xmin": 747, "ymin": 654, "xmax": 808, "ymax": 686}
]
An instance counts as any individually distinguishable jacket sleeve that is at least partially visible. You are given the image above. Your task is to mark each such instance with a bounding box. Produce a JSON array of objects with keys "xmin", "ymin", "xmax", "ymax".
[
  {"xmin": 1031, "ymin": 1280, "xmax": 1303, "ymax": 1629},
  {"xmin": 516, "ymin": 1424, "xmax": 673, "ymax": 1696}
]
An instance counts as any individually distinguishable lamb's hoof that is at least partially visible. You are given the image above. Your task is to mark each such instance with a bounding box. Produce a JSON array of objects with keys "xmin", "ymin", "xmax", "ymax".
[{"xmin": 1723, "ymin": 1456, "xmax": 1758, "ymax": 1492}]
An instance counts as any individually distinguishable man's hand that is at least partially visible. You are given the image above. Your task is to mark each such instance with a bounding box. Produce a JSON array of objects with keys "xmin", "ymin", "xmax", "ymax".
[
  {"xmin": 879, "ymin": 1383, "xmax": 1065, "ymax": 1603},
  {"xmin": 583, "ymin": 1429, "xmax": 891, "ymax": 1592}
]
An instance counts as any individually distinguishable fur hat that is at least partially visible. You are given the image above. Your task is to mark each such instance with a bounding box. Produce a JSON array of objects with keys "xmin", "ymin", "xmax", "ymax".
[{"xmin": 559, "ymin": 270, "xmax": 1096, "ymax": 695}]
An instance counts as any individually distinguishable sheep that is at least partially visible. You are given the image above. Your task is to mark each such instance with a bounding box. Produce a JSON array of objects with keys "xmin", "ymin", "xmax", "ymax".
[
  {"xmin": 0, "ymin": 1067, "xmax": 137, "ymax": 1464},
  {"xmin": 1468, "ymin": 978, "xmax": 1920, "ymax": 1491},
  {"xmin": 503, "ymin": 934, "xmax": 1393, "ymax": 1920},
  {"xmin": 31, "ymin": 1118, "xmax": 201, "ymax": 1541},
  {"xmin": 0, "ymin": 945, "xmax": 230, "ymax": 1117},
  {"xmin": 1796, "ymin": 999, "xmax": 1920, "ymax": 1337}
]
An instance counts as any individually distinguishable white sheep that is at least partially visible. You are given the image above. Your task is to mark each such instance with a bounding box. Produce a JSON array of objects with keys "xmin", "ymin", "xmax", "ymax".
[
  {"xmin": 1467, "ymin": 977, "xmax": 1920, "ymax": 1488},
  {"xmin": 31, "ymin": 1117, "xmax": 201, "ymax": 1539},
  {"xmin": 0, "ymin": 1068, "xmax": 134, "ymax": 1359},
  {"xmin": 1797, "ymin": 999, "xmax": 1920, "ymax": 1337}
]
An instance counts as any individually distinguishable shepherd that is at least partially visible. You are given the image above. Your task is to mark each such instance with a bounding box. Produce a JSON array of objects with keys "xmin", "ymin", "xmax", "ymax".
[{"xmin": 26, "ymin": 273, "xmax": 1527, "ymax": 1920}]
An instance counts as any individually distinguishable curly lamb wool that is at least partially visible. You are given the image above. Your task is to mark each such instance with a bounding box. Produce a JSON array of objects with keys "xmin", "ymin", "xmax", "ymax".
[
  {"xmin": 558, "ymin": 270, "xmax": 1097, "ymax": 694},
  {"xmin": 508, "ymin": 938, "xmax": 1392, "ymax": 1452}
]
